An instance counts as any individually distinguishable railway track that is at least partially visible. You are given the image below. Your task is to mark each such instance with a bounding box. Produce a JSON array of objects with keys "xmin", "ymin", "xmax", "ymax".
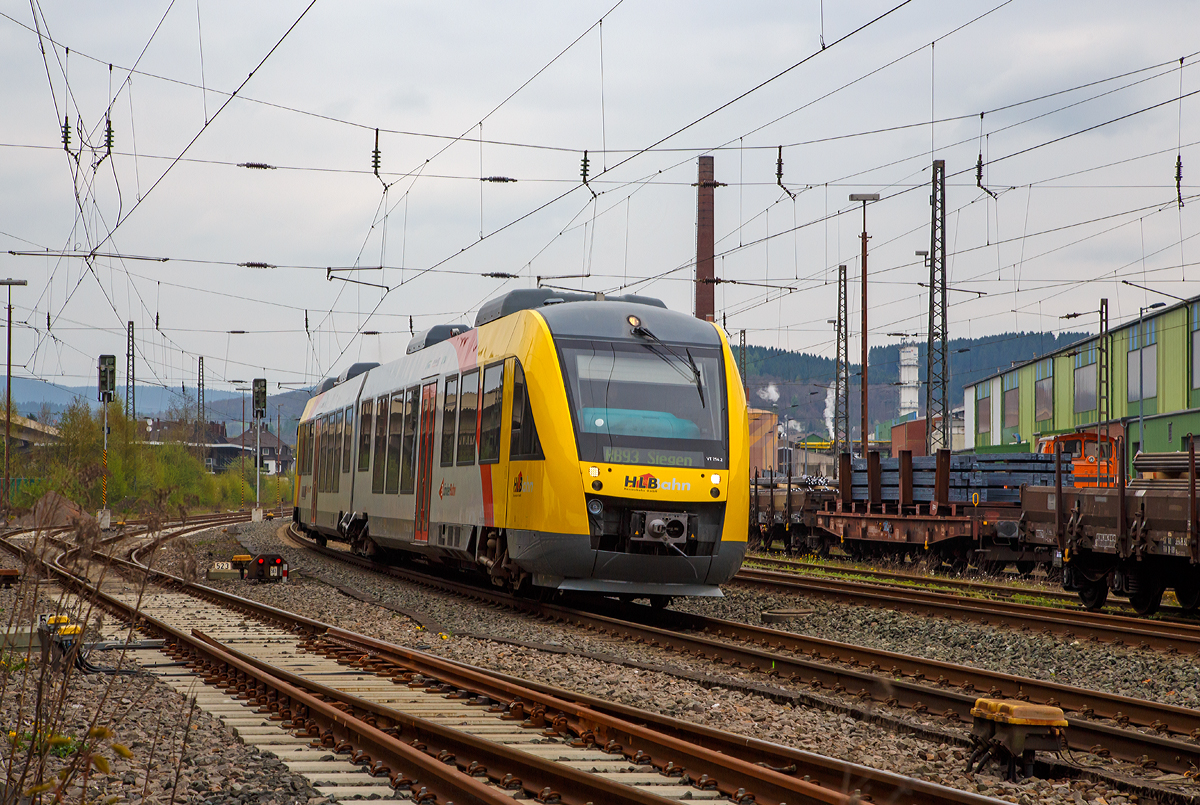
[
  {"xmin": 3, "ymin": 519, "xmax": 998, "ymax": 803},
  {"xmin": 732, "ymin": 565, "xmax": 1200, "ymax": 656},
  {"xmin": 743, "ymin": 553, "xmax": 1194, "ymax": 619},
  {"xmin": 282, "ymin": 525, "xmax": 1200, "ymax": 780}
]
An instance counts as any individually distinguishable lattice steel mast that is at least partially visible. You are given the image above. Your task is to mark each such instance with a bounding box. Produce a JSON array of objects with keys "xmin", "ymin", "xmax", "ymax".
[
  {"xmin": 834, "ymin": 264, "xmax": 850, "ymax": 465},
  {"xmin": 925, "ymin": 159, "xmax": 949, "ymax": 452},
  {"xmin": 125, "ymin": 321, "xmax": 135, "ymax": 419}
]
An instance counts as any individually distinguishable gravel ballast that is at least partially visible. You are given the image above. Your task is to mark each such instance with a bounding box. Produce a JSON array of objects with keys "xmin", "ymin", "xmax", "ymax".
[
  {"xmin": 0, "ymin": 569, "xmax": 320, "ymax": 805},
  {"xmin": 176, "ymin": 520, "xmax": 1200, "ymax": 804}
]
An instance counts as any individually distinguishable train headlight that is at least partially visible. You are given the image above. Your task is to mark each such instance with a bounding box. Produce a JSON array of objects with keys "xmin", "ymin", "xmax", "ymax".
[
  {"xmin": 627, "ymin": 315, "xmax": 641, "ymax": 327},
  {"xmin": 587, "ymin": 498, "xmax": 604, "ymax": 516},
  {"xmin": 589, "ymin": 466, "xmax": 599, "ymax": 477},
  {"xmin": 710, "ymin": 473, "xmax": 721, "ymax": 485}
]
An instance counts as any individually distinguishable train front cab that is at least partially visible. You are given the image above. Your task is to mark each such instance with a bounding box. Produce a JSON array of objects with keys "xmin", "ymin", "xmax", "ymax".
[{"xmin": 499, "ymin": 302, "xmax": 749, "ymax": 598}]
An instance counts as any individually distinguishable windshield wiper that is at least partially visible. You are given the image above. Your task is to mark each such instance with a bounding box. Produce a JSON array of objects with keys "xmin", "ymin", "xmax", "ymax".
[
  {"xmin": 632, "ymin": 324, "xmax": 705, "ymax": 408},
  {"xmin": 686, "ymin": 348, "xmax": 705, "ymax": 409}
]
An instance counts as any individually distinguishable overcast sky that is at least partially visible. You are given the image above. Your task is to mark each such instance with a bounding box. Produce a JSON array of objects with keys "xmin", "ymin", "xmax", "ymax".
[{"xmin": 2, "ymin": 1, "xmax": 1198, "ymax": 404}]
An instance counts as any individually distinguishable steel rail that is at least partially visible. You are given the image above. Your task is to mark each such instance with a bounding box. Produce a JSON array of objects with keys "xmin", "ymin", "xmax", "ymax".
[
  {"xmin": 285, "ymin": 527, "xmax": 1200, "ymax": 774},
  {"xmin": 14, "ymin": 537, "xmax": 691, "ymax": 804},
  {"xmin": 99, "ymin": 525, "xmax": 973, "ymax": 803},
  {"xmin": 743, "ymin": 553, "xmax": 1193, "ymax": 619},
  {"xmin": 746, "ymin": 553, "xmax": 1081, "ymax": 603},
  {"xmin": 184, "ymin": 632, "xmax": 689, "ymax": 805},
  {"xmin": 734, "ymin": 567, "xmax": 1200, "ymax": 654},
  {"xmin": 321, "ymin": 626, "xmax": 1000, "ymax": 805}
]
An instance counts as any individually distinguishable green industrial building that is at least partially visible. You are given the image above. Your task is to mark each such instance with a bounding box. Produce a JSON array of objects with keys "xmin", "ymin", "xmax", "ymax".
[{"xmin": 964, "ymin": 293, "xmax": 1200, "ymax": 469}]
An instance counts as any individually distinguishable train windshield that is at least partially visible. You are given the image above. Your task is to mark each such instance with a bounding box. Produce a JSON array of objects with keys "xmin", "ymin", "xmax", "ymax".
[{"xmin": 558, "ymin": 338, "xmax": 727, "ymax": 469}]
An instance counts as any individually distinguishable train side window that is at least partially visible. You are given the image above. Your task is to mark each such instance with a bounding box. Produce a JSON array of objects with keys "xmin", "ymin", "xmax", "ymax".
[
  {"xmin": 479, "ymin": 362, "xmax": 505, "ymax": 464},
  {"xmin": 318, "ymin": 417, "xmax": 328, "ymax": 493},
  {"xmin": 441, "ymin": 375, "xmax": 459, "ymax": 467},
  {"xmin": 400, "ymin": 386, "xmax": 419, "ymax": 493},
  {"xmin": 331, "ymin": 410, "xmax": 343, "ymax": 493},
  {"xmin": 315, "ymin": 418, "xmax": 324, "ymax": 492},
  {"xmin": 306, "ymin": 421, "xmax": 314, "ymax": 475},
  {"xmin": 510, "ymin": 360, "xmax": 543, "ymax": 460},
  {"xmin": 295, "ymin": 422, "xmax": 304, "ymax": 472},
  {"xmin": 342, "ymin": 406, "xmax": 353, "ymax": 473},
  {"xmin": 385, "ymin": 391, "xmax": 404, "ymax": 494},
  {"xmin": 457, "ymin": 369, "xmax": 479, "ymax": 465},
  {"xmin": 357, "ymin": 399, "xmax": 372, "ymax": 472},
  {"xmin": 371, "ymin": 396, "xmax": 388, "ymax": 494},
  {"xmin": 324, "ymin": 416, "xmax": 334, "ymax": 493},
  {"xmin": 312, "ymin": 422, "xmax": 321, "ymax": 479}
]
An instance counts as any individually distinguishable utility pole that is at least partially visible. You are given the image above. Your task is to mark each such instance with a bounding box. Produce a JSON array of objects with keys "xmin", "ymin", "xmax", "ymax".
[
  {"xmin": 240, "ymin": 389, "xmax": 246, "ymax": 511},
  {"xmin": 1, "ymin": 279, "xmax": 26, "ymax": 513},
  {"xmin": 850, "ymin": 193, "xmax": 880, "ymax": 456},
  {"xmin": 1097, "ymin": 299, "xmax": 1110, "ymax": 484},
  {"xmin": 834, "ymin": 265, "xmax": 850, "ymax": 464},
  {"xmin": 925, "ymin": 159, "xmax": 950, "ymax": 453},
  {"xmin": 276, "ymin": 408, "xmax": 282, "ymax": 514}
]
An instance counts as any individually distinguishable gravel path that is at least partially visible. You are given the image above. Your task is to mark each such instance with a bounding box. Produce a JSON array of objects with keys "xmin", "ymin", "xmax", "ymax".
[{"xmin": 181, "ymin": 520, "xmax": 1200, "ymax": 805}]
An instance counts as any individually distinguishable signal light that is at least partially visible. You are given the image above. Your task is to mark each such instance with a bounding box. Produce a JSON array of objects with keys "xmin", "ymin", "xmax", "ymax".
[
  {"xmin": 258, "ymin": 558, "xmax": 264, "ymax": 564},
  {"xmin": 253, "ymin": 378, "xmax": 267, "ymax": 418},
  {"xmin": 275, "ymin": 557, "xmax": 282, "ymax": 564}
]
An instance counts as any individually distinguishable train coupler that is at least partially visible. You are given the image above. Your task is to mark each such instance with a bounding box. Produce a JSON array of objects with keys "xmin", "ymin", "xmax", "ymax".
[{"xmin": 966, "ymin": 698, "xmax": 1066, "ymax": 781}]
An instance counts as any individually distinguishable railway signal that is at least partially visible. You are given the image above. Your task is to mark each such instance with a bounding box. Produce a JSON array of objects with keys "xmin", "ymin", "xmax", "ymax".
[
  {"xmin": 253, "ymin": 378, "xmax": 266, "ymax": 520},
  {"xmin": 98, "ymin": 353, "xmax": 116, "ymax": 528},
  {"xmin": 253, "ymin": 378, "xmax": 267, "ymax": 419}
]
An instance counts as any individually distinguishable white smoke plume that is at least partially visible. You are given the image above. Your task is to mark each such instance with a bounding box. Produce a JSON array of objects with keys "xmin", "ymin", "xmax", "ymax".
[
  {"xmin": 788, "ymin": 420, "xmax": 802, "ymax": 432},
  {"xmin": 823, "ymin": 385, "xmax": 835, "ymax": 439},
  {"xmin": 756, "ymin": 383, "xmax": 780, "ymax": 403}
]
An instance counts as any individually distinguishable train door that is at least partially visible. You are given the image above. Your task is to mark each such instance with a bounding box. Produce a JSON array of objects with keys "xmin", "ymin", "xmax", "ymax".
[
  {"xmin": 414, "ymin": 381, "xmax": 438, "ymax": 542},
  {"xmin": 310, "ymin": 418, "xmax": 320, "ymax": 525}
]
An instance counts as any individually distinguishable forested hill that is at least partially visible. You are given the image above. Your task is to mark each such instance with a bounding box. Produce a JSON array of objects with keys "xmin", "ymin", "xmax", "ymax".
[{"xmin": 742, "ymin": 331, "xmax": 1090, "ymax": 435}]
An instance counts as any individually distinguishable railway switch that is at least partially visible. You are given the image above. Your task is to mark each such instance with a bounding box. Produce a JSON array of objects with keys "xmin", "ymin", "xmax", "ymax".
[{"xmin": 966, "ymin": 697, "xmax": 1066, "ymax": 781}]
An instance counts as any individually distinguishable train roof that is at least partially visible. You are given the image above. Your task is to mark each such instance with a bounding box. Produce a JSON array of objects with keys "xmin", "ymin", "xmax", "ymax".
[
  {"xmin": 538, "ymin": 298, "xmax": 723, "ymax": 346},
  {"xmin": 407, "ymin": 324, "xmax": 470, "ymax": 354},
  {"xmin": 474, "ymin": 288, "xmax": 666, "ymax": 328}
]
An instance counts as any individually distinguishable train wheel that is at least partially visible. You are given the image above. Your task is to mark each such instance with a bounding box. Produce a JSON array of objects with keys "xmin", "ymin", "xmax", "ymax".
[
  {"xmin": 1015, "ymin": 561, "xmax": 1037, "ymax": 577},
  {"xmin": 1175, "ymin": 582, "xmax": 1200, "ymax": 612},
  {"xmin": 1078, "ymin": 581, "xmax": 1108, "ymax": 611},
  {"xmin": 650, "ymin": 595, "xmax": 673, "ymax": 610},
  {"xmin": 1129, "ymin": 583, "xmax": 1164, "ymax": 617}
]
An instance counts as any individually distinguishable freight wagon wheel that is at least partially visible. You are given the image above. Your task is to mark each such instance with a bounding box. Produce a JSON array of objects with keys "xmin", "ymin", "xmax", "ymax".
[
  {"xmin": 1077, "ymin": 581, "xmax": 1108, "ymax": 611},
  {"xmin": 1129, "ymin": 584, "xmax": 1163, "ymax": 617},
  {"xmin": 1174, "ymin": 581, "xmax": 1200, "ymax": 612},
  {"xmin": 1014, "ymin": 561, "xmax": 1036, "ymax": 577}
]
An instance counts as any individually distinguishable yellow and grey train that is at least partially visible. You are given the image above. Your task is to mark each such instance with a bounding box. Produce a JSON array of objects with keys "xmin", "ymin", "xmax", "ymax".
[{"xmin": 293, "ymin": 288, "xmax": 750, "ymax": 599}]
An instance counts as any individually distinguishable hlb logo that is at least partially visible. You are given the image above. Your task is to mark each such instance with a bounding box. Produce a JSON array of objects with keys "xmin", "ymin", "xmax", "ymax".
[
  {"xmin": 624, "ymin": 473, "xmax": 691, "ymax": 492},
  {"xmin": 625, "ymin": 473, "xmax": 658, "ymax": 489}
]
